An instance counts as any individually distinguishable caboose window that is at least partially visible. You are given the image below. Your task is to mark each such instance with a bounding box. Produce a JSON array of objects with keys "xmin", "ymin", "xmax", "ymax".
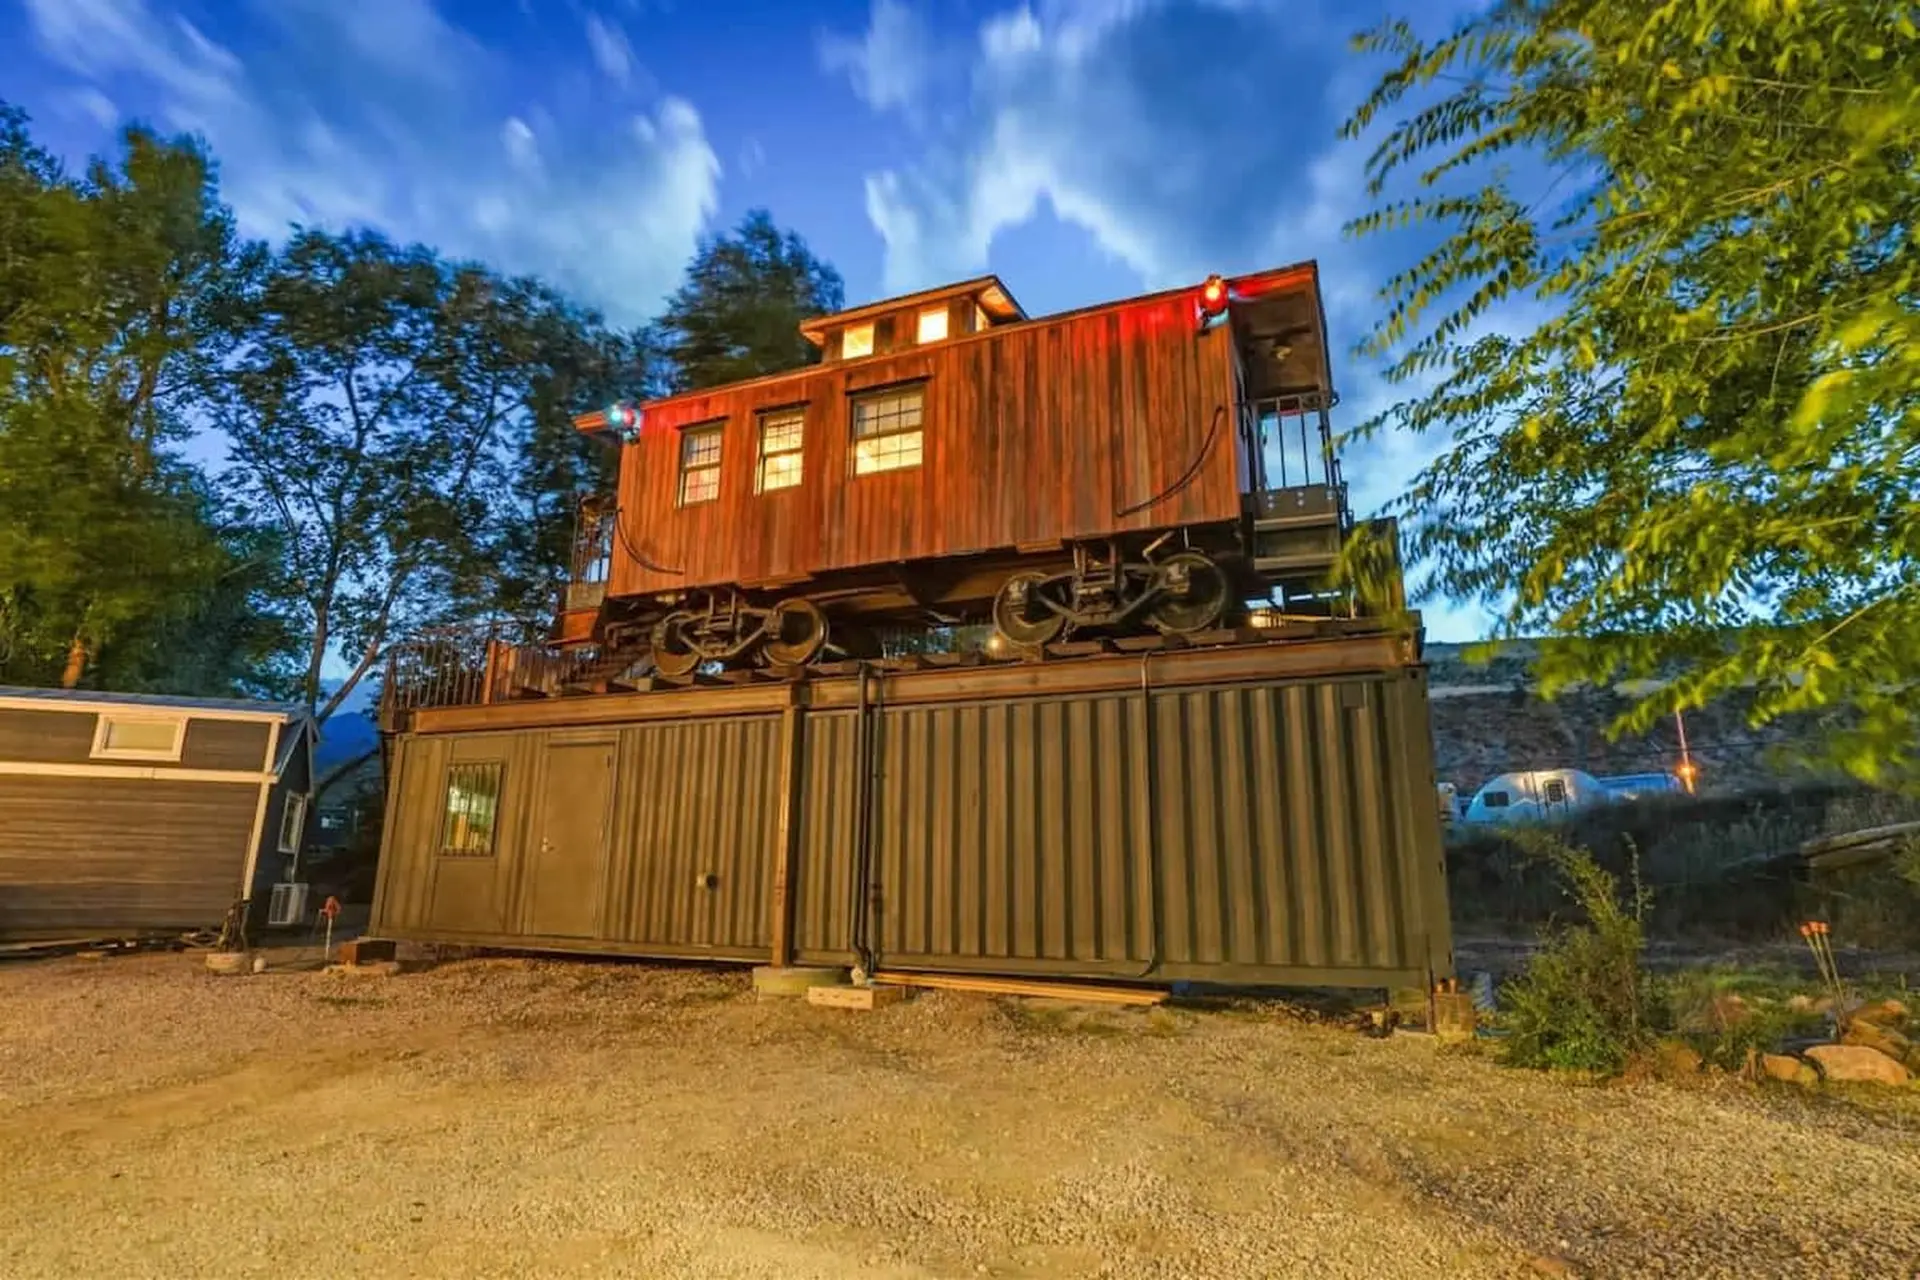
[
  {"xmin": 841, "ymin": 322, "xmax": 875, "ymax": 359},
  {"xmin": 677, "ymin": 423, "xmax": 723, "ymax": 505},
  {"xmin": 851, "ymin": 385, "xmax": 924, "ymax": 475},
  {"xmin": 916, "ymin": 306, "xmax": 948, "ymax": 344},
  {"xmin": 755, "ymin": 407, "xmax": 805, "ymax": 493}
]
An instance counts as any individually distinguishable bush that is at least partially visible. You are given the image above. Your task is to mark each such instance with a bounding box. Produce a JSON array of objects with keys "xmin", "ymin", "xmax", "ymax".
[{"xmin": 1498, "ymin": 833, "xmax": 1658, "ymax": 1073}]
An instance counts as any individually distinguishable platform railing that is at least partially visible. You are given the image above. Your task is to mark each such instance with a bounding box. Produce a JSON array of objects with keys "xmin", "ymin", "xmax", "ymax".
[
  {"xmin": 1245, "ymin": 393, "xmax": 1349, "ymax": 524},
  {"xmin": 563, "ymin": 492, "xmax": 616, "ymax": 614},
  {"xmin": 381, "ymin": 618, "xmax": 633, "ymax": 715}
]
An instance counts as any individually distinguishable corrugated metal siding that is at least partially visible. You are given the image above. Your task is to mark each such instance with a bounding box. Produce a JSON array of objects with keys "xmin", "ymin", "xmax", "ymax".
[
  {"xmin": 1141, "ymin": 679, "xmax": 1432, "ymax": 978},
  {"xmin": 792, "ymin": 711, "xmax": 858, "ymax": 965},
  {"xmin": 374, "ymin": 648, "xmax": 1452, "ymax": 988},
  {"xmin": 371, "ymin": 720, "xmax": 782, "ymax": 960},
  {"xmin": 794, "ymin": 673, "xmax": 1447, "ymax": 983},
  {"xmin": 606, "ymin": 716, "xmax": 781, "ymax": 955},
  {"xmin": 0, "ymin": 776, "xmax": 258, "ymax": 939}
]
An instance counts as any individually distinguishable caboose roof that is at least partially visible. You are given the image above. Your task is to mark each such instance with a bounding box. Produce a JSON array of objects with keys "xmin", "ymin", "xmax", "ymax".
[
  {"xmin": 574, "ymin": 260, "xmax": 1330, "ymax": 438},
  {"xmin": 796, "ymin": 275, "xmax": 1027, "ymax": 348}
]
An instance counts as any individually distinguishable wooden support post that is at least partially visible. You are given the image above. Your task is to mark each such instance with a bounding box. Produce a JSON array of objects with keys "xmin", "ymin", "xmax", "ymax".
[
  {"xmin": 480, "ymin": 639, "xmax": 502, "ymax": 706},
  {"xmin": 769, "ymin": 700, "xmax": 805, "ymax": 967}
]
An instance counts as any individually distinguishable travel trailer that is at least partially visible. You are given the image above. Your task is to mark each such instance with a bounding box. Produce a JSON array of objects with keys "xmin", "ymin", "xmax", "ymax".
[{"xmin": 1459, "ymin": 769, "xmax": 1610, "ymax": 826}]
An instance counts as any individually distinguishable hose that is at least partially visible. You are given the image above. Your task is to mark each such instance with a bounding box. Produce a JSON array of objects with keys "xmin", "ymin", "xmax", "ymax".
[
  {"xmin": 849, "ymin": 664, "xmax": 881, "ymax": 978},
  {"xmin": 1134, "ymin": 651, "xmax": 1163, "ymax": 979},
  {"xmin": 1115, "ymin": 404, "xmax": 1226, "ymax": 521},
  {"xmin": 612, "ymin": 503, "xmax": 685, "ymax": 577}
]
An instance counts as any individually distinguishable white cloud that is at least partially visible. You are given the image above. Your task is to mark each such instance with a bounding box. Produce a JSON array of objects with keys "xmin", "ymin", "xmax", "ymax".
[
  {"xmin": 738, "ymin": 137, "xmax": 767, "ymax": 179},
  {"xmin": 585, "ymin": 13, "xmax": 634, "ymax": 86},
  {"xmin": 818, "ymin": 0, "xmax": 937, "ymax": 118},
  {"xmin": 823, "ymin": 0, "xmax": 1507, "ymax": 636},
  {"xmin": 22, "ymin": 0, "xmax": 720, "ymax": 327}
]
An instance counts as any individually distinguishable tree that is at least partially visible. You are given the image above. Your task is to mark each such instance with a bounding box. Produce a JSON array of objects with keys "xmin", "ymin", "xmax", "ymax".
[
  {"xmin": 657, "ymin": 208, "xmax": 845, "ymax": 392},
  {"xmin": 0, "ymin": 103, "xmax": 267, "ymax": 690},
  {"xmin": 1342, "ymin": 1, "xmax": 1920, "ymax": 782},
  {"xmin": 209, "ymin": 229, "xmax": 633, "ymax": 724}
]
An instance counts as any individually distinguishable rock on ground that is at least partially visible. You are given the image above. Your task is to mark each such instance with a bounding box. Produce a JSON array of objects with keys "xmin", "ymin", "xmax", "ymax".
[{"xmin": 1807, "ymin": 1043, "xmax": 1913, "ymax": 1087}]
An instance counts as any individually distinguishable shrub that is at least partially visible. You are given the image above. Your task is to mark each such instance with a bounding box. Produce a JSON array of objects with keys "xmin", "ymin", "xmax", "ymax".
[{"xmin": 1498, "ymin": 832, "xmax": 1658, "ymax": 1074}]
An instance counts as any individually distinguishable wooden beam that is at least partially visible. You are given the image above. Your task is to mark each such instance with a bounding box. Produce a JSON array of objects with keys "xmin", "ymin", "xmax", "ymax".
[
  {"xmin": 768, "ymin": 704, "xmax": 805, "ymax": 967},
  {"xmin": 871, "ymin": 970, "xmax": 1167, "ymax": 1005}
]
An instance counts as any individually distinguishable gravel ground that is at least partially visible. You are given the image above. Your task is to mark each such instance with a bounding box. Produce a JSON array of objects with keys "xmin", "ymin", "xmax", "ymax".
[{"xmin": 2, "ymin": 949, "xmax": 1917, "ymax": 1280}]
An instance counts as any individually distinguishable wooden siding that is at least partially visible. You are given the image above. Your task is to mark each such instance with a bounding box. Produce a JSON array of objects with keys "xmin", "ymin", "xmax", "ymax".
[
  {"xmin": 184, "ymin": 719, "xmax": 275, "ymax": 771},
  {"xmin": 609, "ymin": 288, "xmax": 1242, "ymax": 598},
  {"xmin": 0, "ymin": 709, "xmax": 95, "ymax": 762},
  {"xmin": 0, "ymin": 707, "xmax": 272, "ymax": 771},
  {"xmin": 248, "ymin": 731, "xmax": 313, "ymax": 917},
  {"xmin": 0, "ymin": 776, "xmax": 260, "ymax": 940}
]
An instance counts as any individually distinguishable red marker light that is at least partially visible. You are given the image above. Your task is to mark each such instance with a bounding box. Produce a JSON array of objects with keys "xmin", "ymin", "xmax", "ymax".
[
  {"xmin": 604, "ymin": 402, "xmax": 643, "ymax": 440},
  {"xmin": 1198, "ymin": 274, "xmax": 1229, "ymax": 317}
]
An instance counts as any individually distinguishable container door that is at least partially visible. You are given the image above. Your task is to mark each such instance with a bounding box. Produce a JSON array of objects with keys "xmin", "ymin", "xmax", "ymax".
[{"xmin": 527, "ymin": 740, "xmax": 614, "ymax": 939}]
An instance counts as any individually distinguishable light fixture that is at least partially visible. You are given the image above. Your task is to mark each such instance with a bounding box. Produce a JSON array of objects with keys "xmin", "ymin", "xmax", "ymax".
[
  {"xmin": 604, "ymin": 401, "xmax": 643, "ymax": 442},
  {"xmin": 1198, "ymin": 274, "xmax": 1229, "ymax": 317}
]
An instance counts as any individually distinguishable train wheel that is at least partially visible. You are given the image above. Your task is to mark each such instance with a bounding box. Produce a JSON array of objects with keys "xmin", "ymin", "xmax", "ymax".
[
  {"xmin": 761, "ymin": 598, "xmax": 830, "ymax": 668},
  {"xmin": 649, "ymin": 613, "xmax": 702, "ymax": 678},
  {"xmin": 1147, "ymin": 551, "xmax": 1230, "ymax": 635},
  {"xmin": 991, "ymin": 571, "xmax": 1068, "ymax": 651}
]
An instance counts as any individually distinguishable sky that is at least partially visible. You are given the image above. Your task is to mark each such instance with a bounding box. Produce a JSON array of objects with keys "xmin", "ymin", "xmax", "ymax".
[{"xmin": 3, "ymin": 0, "xmax": 1500, "ymax": 642}]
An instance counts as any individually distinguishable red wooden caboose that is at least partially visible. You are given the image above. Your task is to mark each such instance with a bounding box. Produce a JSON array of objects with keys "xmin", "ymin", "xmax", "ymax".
[{"xmin": 561, "ymin": 262, "xmax": 1353, "ymax": 675}]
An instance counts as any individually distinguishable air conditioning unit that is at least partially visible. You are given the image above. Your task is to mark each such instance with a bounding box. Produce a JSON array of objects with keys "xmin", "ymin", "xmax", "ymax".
[{"xmin": 267, "ymin": 882, "xmax": 310, "ymax": 927}]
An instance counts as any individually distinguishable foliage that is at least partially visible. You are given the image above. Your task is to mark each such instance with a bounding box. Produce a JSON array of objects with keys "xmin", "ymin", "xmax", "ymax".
[
  {"xmin": 657, "ymin": 208, "xmax": 845, "ymax": 393},
  {"xmin": 1661, "ymin": 967, "xmax": 1827, "ymax": 1071},
  {"xmin": 1498, "ymin": 832, "xmax": 1657, "ymax": 1073},
  {"xmin": 1449, "ymin": 784, "xmax": 1920, "ymax": 942},
  {"xmin": 1342, "ymin": 1, "xmax": 1920, "ymax": 784},
  {"xmin": 0, "ymin": 103, "xmax": 294, "ymax": 692},
  {"xmin": 207, "ymin": 229, "xmax": 633, "ymax": 721}
]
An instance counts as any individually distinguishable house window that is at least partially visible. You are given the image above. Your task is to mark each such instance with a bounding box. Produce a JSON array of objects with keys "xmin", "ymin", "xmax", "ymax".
[
  {"xmin": 841, "ymin": 322, "xmax": 875, "ymax": 359},
  {"xmin": 755, "ymin": 407, "xmax": 805, "ymax": 493},
  {"xmin": 851, "ymin": 384, "xmax": 925, "ymax": 475},
  {"xmin": 677, "ymin": 423, "xmax": 723, "ymax": 505},
  {"xmin": 440, "ymin": 762, "xmax": 503, "ymax": 857},
  {"xmin": 278, "ymin": 793, "xmax": 309, "ymax": 853},
  {"xmin": 90, "ymin": 714, "xmax": 187, "ymax": 763},
  {"xmin": 916, "ymin": 306, "xmax": 949, "ymax": 344}
]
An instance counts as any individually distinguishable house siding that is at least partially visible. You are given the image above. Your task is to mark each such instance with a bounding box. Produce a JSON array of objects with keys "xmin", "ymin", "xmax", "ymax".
[
  {"xmin": 0, "ymin": 775, "xmax": 261, "ymax": 940},
  {"xmin": 0, "ymin": 707, "xmax": 272, "ymax": 772}
]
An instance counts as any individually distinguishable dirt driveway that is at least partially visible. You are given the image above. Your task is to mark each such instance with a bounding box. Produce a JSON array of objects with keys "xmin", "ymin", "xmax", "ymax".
[{"xmin": 1, "ymin": 951, "xmax": 1915, "ymax": 1280}]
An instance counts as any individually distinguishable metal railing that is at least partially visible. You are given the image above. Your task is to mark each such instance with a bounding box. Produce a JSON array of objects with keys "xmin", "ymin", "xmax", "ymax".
[
  {"xmin": 565, "ymin": 492, "xmax": 615, "ymax": 613},
  {"xmin": 1245, "ymin": 393, "xmax": 1340, "ymax": 492},
  {"xmin": 381, "ymin": 619, "xmax": 645, "ymax": 715}
]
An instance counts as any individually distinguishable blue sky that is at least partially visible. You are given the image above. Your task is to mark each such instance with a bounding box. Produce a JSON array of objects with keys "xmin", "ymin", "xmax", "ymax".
[{"xmin": 5, "ymin": 0, "xmax": 1498, "ymax": 641}]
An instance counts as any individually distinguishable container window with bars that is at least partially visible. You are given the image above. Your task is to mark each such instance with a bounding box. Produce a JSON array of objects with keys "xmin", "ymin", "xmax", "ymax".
[
  {"xmin": 677, "ymin": 423, "xmax": 723, "ymax": 505},
  {"xmin": 440, "ymin": 762, "xmax": 503, "ymax": 856},
  {"xmin": 755, "ymin": 407, "xmax": 805, "ymax": 492},
  {"xmin": 851, "ymin": 384, "xmax": 924, "ymax": 475}
]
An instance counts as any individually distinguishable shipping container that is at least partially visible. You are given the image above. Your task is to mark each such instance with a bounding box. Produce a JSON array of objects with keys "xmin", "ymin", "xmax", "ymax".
[{"xmin": 370, "ymin": 632, "xmax": 1454, "ymax": 990}]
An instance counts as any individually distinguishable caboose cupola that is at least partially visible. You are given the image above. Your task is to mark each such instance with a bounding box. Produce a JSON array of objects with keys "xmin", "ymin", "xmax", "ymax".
[{"xmin": 799, "ymin": 276, "xmax": 1027, "ymax": 363}]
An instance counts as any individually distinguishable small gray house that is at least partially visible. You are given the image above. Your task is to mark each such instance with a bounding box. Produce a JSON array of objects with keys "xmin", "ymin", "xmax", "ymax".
[{"xmin": 0, "ymin": 687, "xmax": 316, "ymax": 942}]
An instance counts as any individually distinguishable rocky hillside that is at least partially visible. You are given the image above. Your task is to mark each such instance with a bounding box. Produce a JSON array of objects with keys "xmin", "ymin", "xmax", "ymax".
[{"xmin": 1425, "ymin": 641, "xmax": 1830, "ymax": 796}]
